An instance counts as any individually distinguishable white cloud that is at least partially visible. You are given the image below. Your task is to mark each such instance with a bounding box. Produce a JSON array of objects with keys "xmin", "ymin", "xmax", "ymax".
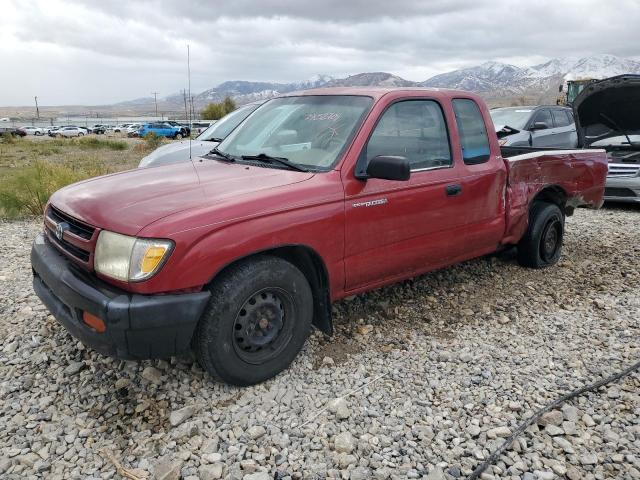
[{"xmin": 0, "ymin": 0, "xmax": 639, "ymax": 105}]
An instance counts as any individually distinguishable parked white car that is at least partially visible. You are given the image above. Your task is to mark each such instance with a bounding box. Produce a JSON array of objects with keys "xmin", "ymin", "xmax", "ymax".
[
  {"xmin": 20, "ymin": 126, "xmax": 46, "ymax": 136},
  {"xmin": 56, "ymin": 127, "xmax": 85, "ymax": 137},
  {"xmin": 125, "ymin": 124, "xmax": 142, "ymax": 136},
  {"xmin": 191, "ymin": 121, "xmax": 214, "ymax": 135}
]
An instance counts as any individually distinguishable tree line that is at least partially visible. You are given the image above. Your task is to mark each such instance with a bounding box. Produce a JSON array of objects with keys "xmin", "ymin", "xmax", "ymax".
[{"xmin": 201, "ymin": 97, "xmax": 236, "ymax": 120}]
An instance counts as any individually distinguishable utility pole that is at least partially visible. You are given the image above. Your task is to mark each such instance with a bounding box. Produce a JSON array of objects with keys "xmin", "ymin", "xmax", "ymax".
[
  {"xmin": 34, "ymin": 96, "xmax": 40, "ymax": 119},
  {"xmin": 151, "ymin": 92, "xmax": 159, "ymax": 117}
]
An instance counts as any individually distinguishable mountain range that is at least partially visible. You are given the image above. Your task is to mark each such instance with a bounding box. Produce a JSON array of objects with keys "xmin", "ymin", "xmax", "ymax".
[
  {"xmin": 3, "ymin": 54, "xmax": 638, "ymax": 118},
  {"xmin": 120, "ymin": 54, "xmax": 639, "ymax": 114}
]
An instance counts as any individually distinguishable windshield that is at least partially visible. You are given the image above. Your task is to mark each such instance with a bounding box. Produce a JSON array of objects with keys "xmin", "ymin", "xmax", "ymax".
[
  {"xmin": 489, "ymin": 108, "xmax": 533, "ymax": 130},
  {"xmin": 567, "ymin": 82, "xmax": 587, "ymax": 104},
  {"xmin": 216, "ymin": 95, "xmax": 373, "ymax": 171},
  {"xmin": 197, "ymin": 104, "xmax": 260, "ymax": 141}
]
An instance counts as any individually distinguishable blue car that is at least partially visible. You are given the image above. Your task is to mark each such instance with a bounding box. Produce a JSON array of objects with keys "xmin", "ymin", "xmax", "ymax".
[{"xmin": 138, "ymin": 122, "xmax": 184, "ymax": 139}]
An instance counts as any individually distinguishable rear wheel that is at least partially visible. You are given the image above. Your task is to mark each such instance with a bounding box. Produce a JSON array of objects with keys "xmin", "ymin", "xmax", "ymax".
[
  {"xmin": 517, "ymin": 202, "xmax": 564, "ymax": 268},
  {"xmin": 194, "ymin": 256, "xmax": 313, "ymax": 386}
]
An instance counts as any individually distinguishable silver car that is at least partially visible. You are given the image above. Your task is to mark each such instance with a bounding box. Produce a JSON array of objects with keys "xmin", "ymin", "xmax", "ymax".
[
  {"xmin": 491, "ymin": 106, "xmax": 578, "ymax": 148},
  {"xmin": 138, "ymin": 101, "xmax": 264, "ymax": 168},
  {"xmin": 599, "ymin": 137, "xmax": 640, "ymax": 203},
  {"xmin": 573, "ymin": 74, "xmax": 640, "ymax": 203}
]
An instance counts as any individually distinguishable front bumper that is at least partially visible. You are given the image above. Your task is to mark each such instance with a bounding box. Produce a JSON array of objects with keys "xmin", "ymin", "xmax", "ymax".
[
  {"xmin": 31, "ymin": 234, "xmax": 210, "ymax": 360},
  {"xmin": 604, "ymin": 175, "xmax": 640, "ymax": 203}
]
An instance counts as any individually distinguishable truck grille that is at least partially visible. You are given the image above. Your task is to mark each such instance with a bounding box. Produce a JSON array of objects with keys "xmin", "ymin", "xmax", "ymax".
[
  {"xmin": 44, "ymin": 206, "xmax": 98, "ymax": 267},
  {"xmin": 604, "ymin": 187, "xmax": 637, "ymax": 198},
  {"xmin": 607, "ymin": 163, "xmax": 640, "ymax": 178}
]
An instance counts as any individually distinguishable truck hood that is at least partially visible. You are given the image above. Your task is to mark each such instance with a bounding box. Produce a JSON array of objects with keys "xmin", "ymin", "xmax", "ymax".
[
  {"xmin": 573, "ymin": 74, "xmax": 640, "ymax": 148},
  {"xmin": 50, "ymin": 160, "xmax": 314, "ymax": 235},
  {"xmin": 138, "ymin": 140, "xmax": 218, "ymax": 168}
]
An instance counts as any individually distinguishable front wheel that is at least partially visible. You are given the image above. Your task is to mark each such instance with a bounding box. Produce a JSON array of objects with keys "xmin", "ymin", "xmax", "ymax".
[
  {"xmin": 175, "ymin": 133, "xmax": 183, "ymax": 140},
  {"xmin": 78, "ymin": 132, "xmax": 84, "ymax": 137},
  {"xmin": 517, "ymin": 202, "xmax": 565, "ymax": 268},
  {"xmin": 194, "ymin": 256, "xmax": 313, "ymax": 386}
]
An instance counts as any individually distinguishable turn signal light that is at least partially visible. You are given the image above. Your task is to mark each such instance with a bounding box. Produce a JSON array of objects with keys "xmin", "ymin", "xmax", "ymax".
[
  {"xmin": 83, "ymin": 311, "xmax": 106, "ymax": 333},
  {"xmin": 140, "ymin": 246, "xmax": 167, "ymax": 274}
]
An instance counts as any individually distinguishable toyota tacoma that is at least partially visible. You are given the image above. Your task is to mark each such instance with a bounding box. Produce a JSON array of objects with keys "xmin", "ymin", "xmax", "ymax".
[{"xmin": 31, "ymin": 88, "xmax": 608, "ymax": 385}]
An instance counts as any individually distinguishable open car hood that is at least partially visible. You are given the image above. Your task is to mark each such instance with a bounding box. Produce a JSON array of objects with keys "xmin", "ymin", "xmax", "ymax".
[{"xmin": 573, "ymin": 74, "xmax": 640, "ymax": 148}]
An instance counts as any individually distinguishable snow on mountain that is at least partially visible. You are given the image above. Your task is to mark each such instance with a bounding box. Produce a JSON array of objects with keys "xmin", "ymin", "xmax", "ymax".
[
  {"xmin": 420, "ymin": 61, "xmax": 532, "ymax": 93},
  {"xmin": 421, "ymin": 54, "xmax": 640, "ymax": 97},
  {"xmin": 564, "ymin": 54, "xmax": 640, "ymax": 80},
  {"xmin": 530, "ymin": 54, "xmax": 640, "ymax": 80},
  {"xmin": 291, "ymin": 74, "xmax": 335, "ymax": 89},
  {"xmin": 529, "ymin": 57, "xmax": 579, "ymax": 77}
]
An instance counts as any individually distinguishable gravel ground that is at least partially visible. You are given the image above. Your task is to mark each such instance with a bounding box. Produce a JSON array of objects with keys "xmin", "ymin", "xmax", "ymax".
[{"xmin": 0, "ymin": 206, "xmax": 639, "ymax": 480}]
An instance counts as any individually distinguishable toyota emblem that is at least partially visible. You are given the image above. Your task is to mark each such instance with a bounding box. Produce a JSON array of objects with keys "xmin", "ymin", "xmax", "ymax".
[{"xmin": 55, "ymin": 222, "xmax": 69, "ymax": 241}]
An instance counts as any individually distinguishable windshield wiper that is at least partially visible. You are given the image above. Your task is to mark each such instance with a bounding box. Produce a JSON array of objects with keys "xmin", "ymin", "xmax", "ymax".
[
  {"xmin": 208, "ymin": 147, "xmax": 235, "ymax": 162},
  {"xmin": 205, "ymin": 137, "xmax": 224, "ymax": 142},
  {"xmin": 241, "ymin": 153, "xmax": 309, "ymax": 172}
]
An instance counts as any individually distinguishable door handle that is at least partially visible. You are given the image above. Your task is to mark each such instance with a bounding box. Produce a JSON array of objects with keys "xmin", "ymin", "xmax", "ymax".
[{"xmin": 445, "ymin": 184, "xmax": 462, "ymax": 196}]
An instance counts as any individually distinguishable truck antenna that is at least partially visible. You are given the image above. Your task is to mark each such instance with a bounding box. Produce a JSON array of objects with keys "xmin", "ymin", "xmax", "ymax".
[{"xmin": 187, "ymin": 44, "xmax": 192, "ymax": 161}]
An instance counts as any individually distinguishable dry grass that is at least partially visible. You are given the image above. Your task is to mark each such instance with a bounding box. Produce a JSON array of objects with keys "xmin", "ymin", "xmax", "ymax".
[{"xmin": 0, "ymin": 136, "xmax": 151, "ymax": 218}]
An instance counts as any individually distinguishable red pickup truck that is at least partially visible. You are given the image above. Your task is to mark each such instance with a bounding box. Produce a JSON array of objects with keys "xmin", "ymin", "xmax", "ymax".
[{"xmin": 31, "ymin": 88, "xmax": 608, "ymax": 385}]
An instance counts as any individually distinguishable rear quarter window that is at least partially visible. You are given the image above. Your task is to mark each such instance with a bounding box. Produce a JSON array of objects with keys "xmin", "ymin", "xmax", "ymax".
[
  {"xmin": 552, "ymin": 109, "xmax": 571, "ymax": 127},
  {"xmin": 452, "ymin": 99, "xmax": 490, "ymax": 165}
]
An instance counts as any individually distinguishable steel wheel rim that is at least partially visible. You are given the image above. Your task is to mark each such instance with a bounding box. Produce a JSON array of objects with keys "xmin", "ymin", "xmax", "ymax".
[
  {"xmin": 540, "ymin": 216, "xmax": 561, "ymax": 261},
  {"xmin": 232, "ymin": 287, "xmax": 294, "ymax": 364}
]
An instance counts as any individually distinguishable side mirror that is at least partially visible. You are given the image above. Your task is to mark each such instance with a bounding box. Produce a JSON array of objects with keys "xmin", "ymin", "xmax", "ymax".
[
  {"xmin": 531, "ymin": 122, "xmax": 549, "ymax": 131},
  {"xmin": 366, "ymin": 155, "xmax": 410, "ymax": 181}
]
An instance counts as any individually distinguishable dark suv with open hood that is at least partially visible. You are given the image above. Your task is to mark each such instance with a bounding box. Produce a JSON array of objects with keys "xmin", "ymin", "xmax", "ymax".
[{"xmin": 574, "ymin": 74, "xmax": 640, "ymax": 203}]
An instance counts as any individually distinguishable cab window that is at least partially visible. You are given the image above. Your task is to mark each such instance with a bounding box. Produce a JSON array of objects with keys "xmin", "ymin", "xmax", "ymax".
[
  {"xmin": 365, "ymin": 100, "xmax": 452, "ymax": 171},
  {"xmin": 452, "ymin": 99, "xmax": 490, "ymax": 165},
  {"xmin": 552, "ymin": 109, "xmax": 571, "ymax": 127},
  {"xmin": 532, "ymin": 109, "xmax": 553, "ymax": 128}
]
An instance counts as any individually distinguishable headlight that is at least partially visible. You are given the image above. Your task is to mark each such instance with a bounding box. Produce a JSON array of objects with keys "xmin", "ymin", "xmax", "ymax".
[{"xmin": 94, "ymin": 231, "xmax": 173, "ymax": 282}]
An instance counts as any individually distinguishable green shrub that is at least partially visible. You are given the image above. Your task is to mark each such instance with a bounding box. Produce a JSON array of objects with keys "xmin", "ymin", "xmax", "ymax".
[
  {"xmin": 0, "ymin": 132, "xmax": 17, "ymax": 144},
  {"xmin": 143, "ymin": 132, "xmax": 164, "ymax": 150},
  {"xmin": 0, "ymin": 160, "xmax": 110, "ymax": 218},
  {"xmin": 75, "ymin": 137, "xmax": 128, "ymax": 151}
]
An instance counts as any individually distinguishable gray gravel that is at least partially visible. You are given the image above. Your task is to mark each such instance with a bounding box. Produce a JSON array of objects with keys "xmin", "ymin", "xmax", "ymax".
[{"xmin": 1, "ymin": 205, "xmax": 639, "ymax": 480}]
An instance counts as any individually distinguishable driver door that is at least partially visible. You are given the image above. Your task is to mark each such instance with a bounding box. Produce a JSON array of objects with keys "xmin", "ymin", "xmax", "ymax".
[
  {"xmin": 530, "ymin": 109, "xmax": 559, "ymax": 147},
  {"xmin": 343, "ymin": 99, "xmax": 469, "ymax": 290}
]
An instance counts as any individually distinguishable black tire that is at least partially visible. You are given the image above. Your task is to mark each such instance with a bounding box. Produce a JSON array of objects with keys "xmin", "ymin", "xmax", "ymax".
[
  {"xmin": 194, "ymin": 255, "xmax": 313, "ymax": 385},
  {"xmin": 175, "ymin": 133, "xmax": 183, "ymax": 140},
  {"xmin": 517, "ymin": 202, "xmax": 565, "ymax": 268}
]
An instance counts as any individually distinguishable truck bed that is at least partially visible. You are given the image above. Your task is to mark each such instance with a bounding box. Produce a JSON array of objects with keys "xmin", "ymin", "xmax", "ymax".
[{"xmin": 501, "ymin": 148, "xmax": 609, "ymax": 245}]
